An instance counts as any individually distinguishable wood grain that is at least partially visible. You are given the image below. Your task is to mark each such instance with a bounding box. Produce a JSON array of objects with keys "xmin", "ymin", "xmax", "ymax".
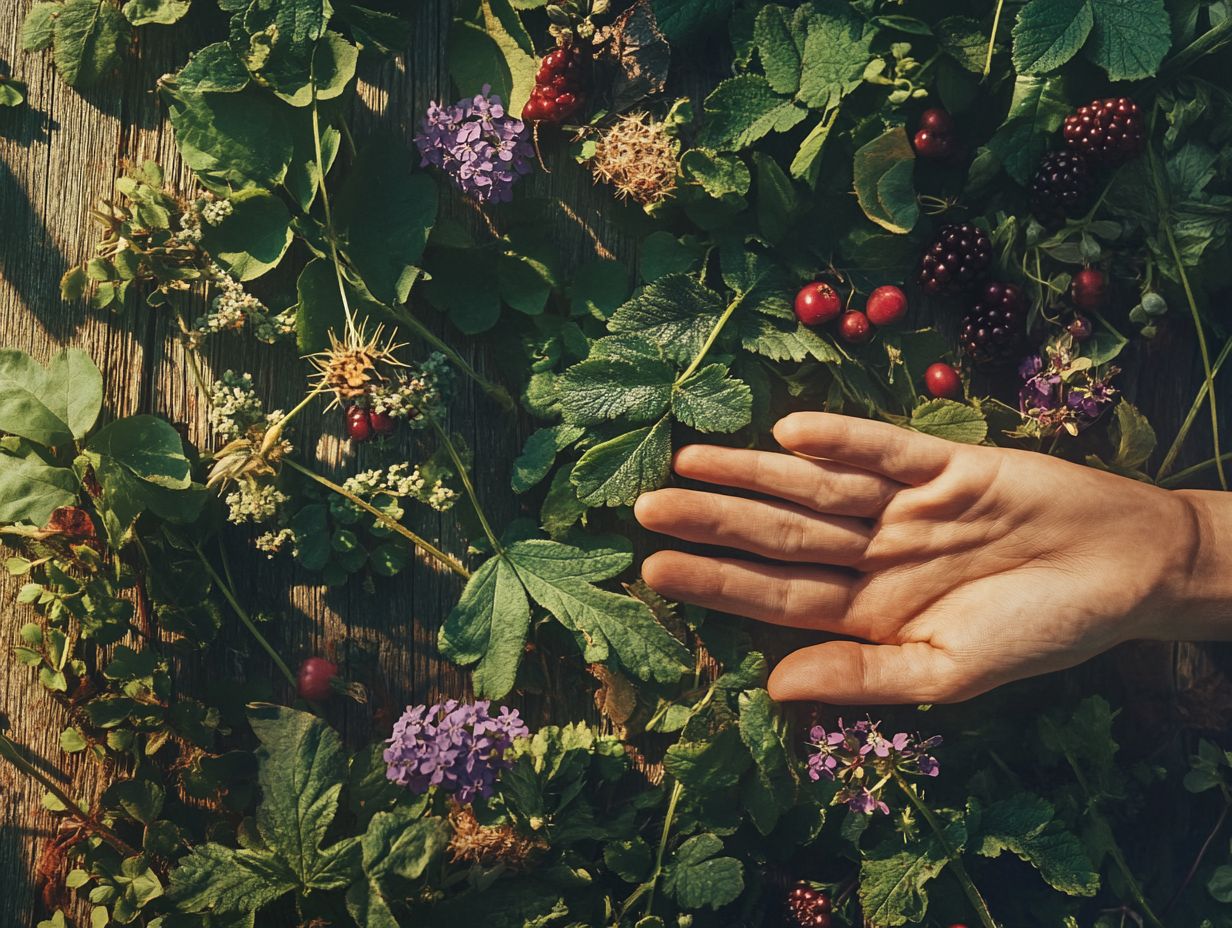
[{"xmin": 0, "ymin": 5, "xmax": 1229, "ymax": 926}]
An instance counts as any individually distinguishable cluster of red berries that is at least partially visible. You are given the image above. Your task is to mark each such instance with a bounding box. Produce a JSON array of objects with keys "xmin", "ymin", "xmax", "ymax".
[
  {"xmin": 523, "ymin": 45, "xmax": 585, "ymax": 124},
  {"xmin": 793, "ymin": 281, "xmax": 908, "ymax": 345},
  {"xmin": 345, "ymin": 405, "xmax": 397, "ymax": 443},
  {"xmin": 785, "ymin": 882, "xmax": 832, "ymax": 928},
  {"xmin": 913, "ymin": 107, "xmax": 957, "ymax": 159}
]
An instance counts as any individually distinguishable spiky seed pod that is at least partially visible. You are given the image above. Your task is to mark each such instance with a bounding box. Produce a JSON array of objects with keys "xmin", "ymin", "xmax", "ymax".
[
  {"xmin": 590, "ymin": 113, "xmax": 678, "ymax": 207},
  {"xmin": 447, "ymin": 806, "xmax": 546, "ymax": 869},
  {"xmin": 307, "ymin": 323, "xmax": 406, "ymax": 409}
]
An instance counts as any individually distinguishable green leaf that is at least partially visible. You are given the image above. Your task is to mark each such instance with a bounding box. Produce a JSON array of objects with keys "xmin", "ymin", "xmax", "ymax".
[
  {"xmin": 852, "ymin": 127, "xmax": 919, "ymax": 235},
  {"xmin": 421, "ymin": 246, "xmax": 502, "ymax": 334},
  {"xmin": 569, "ymin": 259, "xmax": 631, "ymax": 320},
  {"xmin": 754, "ymin": 151, "xmax": 796, "ymax": 243},
  {"xmin": 176, "ymin": 42, "xmax": 250, "ymax": 93},
  {"xmin": 571, "ymin": 416, "xmax": 673, "ymax": 507},
  {"xmin": 986, "ymin": 74, "xmax": 1069, "ymax": 186},
  {"xmin": 335, "ymin": 143, "xmax": 437, "ymax": 304},
  {"xmin": 753, "ymin": 5, "xmax": 805, "ymax": 95},
  {"xmin": 199, "ymin": 189, "xmax": 293, "ymax": 281},
  {"xmin": 439, "ymin": 555, "xmax": 531, "ymax": 699},
  {"xmin": 859, "ymin": 815, "xmax": 966, "ymax": 926},
  {"xmin": 0, "ymin": 452, "xmax": 77, "ymax": 525},
  {"xmin": 1107, "ymin": 400, "xmax": 1156, "ymax": 470},
  {"xmin": 680, "ymin": 148, "xmax": 751, "ymax": 199},
  {"xmin": 607, "ymin": 274, "xmax": 726, "ymax": 365},
  {"xmin": 697, "ymin": 75, "xmax": 806, "ymax": 152},
  {"xmin": 447, "ymin": 0, "xmax": 537, "ymax": 114},
  {"xmin": 87, "ymin": 416, "xmax": 192, "ymax": 489},
  {"xmin": 122, "ymin": 0, "xmax": 191, "ymax": 25},
  {"xmin": 796, "ymin": 4, "xmax": 874, "ymax": 111},
  {"xmin": 651, "ymin": 0, "xmax": 734, "ymax": 43},
  {"xmin": 672, "ymin": 364, "xmax": 752, "ymax": 433},
  {"xmin": 60, "ymin": 727, "xmax": 87, "ymax": 753},
  {"xmin": 53, "ymin": 0, "xmax": 130, "ymax": 88},
  {"xmin": 294, "ymin": 258, "xmax": 383, "ymax": 353},
  {"xmin": 47, "ymin": 348, "xmax": 104, "ymax": 440},
  {"xmin": 559, "ymin": 338, "xmax": 676, "ymax": 426},
  {"xmin": 909, "ymin": 399, "xmax": 987, "ymax": 444},
  {"xmin": 22, "ymin": 3, "xmax": 58, "ymax": 52},
  {"xmin": 971, "ymin": 795, "xmax": 1099, "ymax": 896},
  {"xmin": 1084, "ymin": 0, "xmax": 1171, "ymax": 80},
  {"xmin": 935, "ymin": 16, "xmax": 986, "ymax": 71},
  {"xmin": 663, "ymin": 834, "xmax": 745, "ymax": 910},
  {"xmin": 1209, "ymin": 865, "xmax": 1232, "ymax": 904},
  {"xmin": 238, "ymin": 0, "xmax": 357, "ymax": 107},
  {"xmin": 738, "ymin": 689, "xmax": 795, "ymax": 835},
  {"xmin": 664, "ymin": 725, "xmax": 751, "ymax": 790},
  {"xmin": 166, "ymin": 842, "xmax": 295, "ymax": 919},
  {"xmin": 790, "ymin": 115, "xmax": 837, "ymax": 185},
  {"xmin": 346, "ymin": 809, "xmax": 448, "ymax": 928},
  {"xmin": 512, "ymin": 426, "xmax": 563, "ymax": 494},
  {"xmin": 164, "ymin": 87, "xmax": 294, "ymax": 189},
  {"xmin": 1012, "ymin": 0, "xmax": 1094, "ymax": 73}
]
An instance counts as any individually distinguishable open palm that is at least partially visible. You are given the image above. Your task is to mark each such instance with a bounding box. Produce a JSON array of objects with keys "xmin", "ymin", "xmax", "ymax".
[{"xmin": 635, "ymin": 412, "xmax": 1203, "ymax": 704}]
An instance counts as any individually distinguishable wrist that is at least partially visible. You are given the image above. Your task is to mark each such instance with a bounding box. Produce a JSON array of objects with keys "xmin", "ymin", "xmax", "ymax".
[{"xmin": 1157, "ymin": 489, "xmax": 1232, "ymax": 641}]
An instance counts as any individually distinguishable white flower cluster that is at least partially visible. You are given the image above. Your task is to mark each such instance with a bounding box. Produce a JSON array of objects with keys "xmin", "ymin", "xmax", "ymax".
[
  {"xmin": 225, "ymin": 482, "xmax": 288, "ymax": 525},
  {"xmin": 368, "ymin": 353, "xmax": 451, "ymax": 427},
  {"xmin": 340, "ymin": 462, "xmax": 458, "ymax": 515},
  {"xmin": 254, "ymin": 527, "xmax": 297, "ymax": 558},
  {"xmin": 200, "ymin": 197, "xmax": 233, "ymax": 226},
  {"xmin": 189, "ymin": 263, "xmax": 295, "ymax": 346},
  {"xmin": 208, "ymin": 371, "xmax": 280, "ymax": 441}
]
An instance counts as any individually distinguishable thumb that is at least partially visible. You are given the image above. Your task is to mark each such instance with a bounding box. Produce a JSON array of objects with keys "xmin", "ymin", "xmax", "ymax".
[{"xmin": 768, "ymin": 640, "xmax": 964, "ymax": 705}]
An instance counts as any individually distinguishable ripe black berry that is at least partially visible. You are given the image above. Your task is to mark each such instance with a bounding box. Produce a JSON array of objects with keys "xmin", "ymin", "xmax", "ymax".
[
  {"xmin": 918, "ymin": 224, "xmax": 992, "ymax": 296},
  {"xmin": 1063, "ymin": 97, "xmax": 1145, "ymax": 166},
  {"xmin": 1029, "ymin": 150, "xmax": 1093, "ymax": 229},
  {"xmin": 960, "ymin": 282, "xmax": 1027, "ymax": 367},
  {"xmin": 786, "ymin": 882, "xmax": 832, "ymax": 928},
  {"xmin": 346, "ymin": 406, "xmax": 373, "ymax": 442},
  {"xmin": 524, "ymin": 45, "xmax": 586, "ymax": 124}
]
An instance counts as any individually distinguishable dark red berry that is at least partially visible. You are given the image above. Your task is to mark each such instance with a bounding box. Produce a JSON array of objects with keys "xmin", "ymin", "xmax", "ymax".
[
  {"xmin": 866, "ymin": 285, "xmax": 908, "ymax": 326},
  {"xmin": 1067, "ymin": 315, "xmax": 1092, "ymax": 340},
  {"xmin": 1029, "ymin": 150, "xmax": 1094, "ymax": 228},
  {"xmin": 913, "ymin": 128, "xmax": 952, "ymax": 159},
  {"xmin": 960, "ymin": 282, "xmax": 1027, "ymax": 367},
  {"xmin": 524, "ymin": 44, "xmax": 586, "ymax": 124},
  {"xmin": 1070, "ymin": 268, "xmax": 1106, "ymax": 311},
  {"xmin": 297, "ymin": 657, "xmax": 339, "ymax": 702},
  {"xmin": 786, "ymin": 882, "xmax": 832, "ymax": 928},
  {"xmin": 345, "ymin": 406, "xmax": 373, "ymax": 442},
  {"xmin": 918, "ymin": 224, "xmax": 993, "ymax": 296},
  {"xmin": 1063, "ymin": 97, "xmax": 1145, "ymax": 166},
  {"xmin": 369, "ymin": 410, "xmax": 397, "ymax": 436},
  {"xmin": 794, "ymin": 281, "xmax": 842, "ymax": 326},
  {"xmin": 838, "ymin": 310, "xmax": 872, "ymax": 344},
  {"xmin": 919, "ymin": 107, "xmax": 955, "ymax": 135},
  {"xmin": 924, "ymin": 362, "xmax": 962, "ymax": 399}
]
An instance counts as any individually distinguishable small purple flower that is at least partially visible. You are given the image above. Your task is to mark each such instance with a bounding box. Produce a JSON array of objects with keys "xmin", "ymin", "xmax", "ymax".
[
  {"xmin": 804, "ymin": 717, "xmax": 941, "ymax": 815},
  {"xmin": 384, "ymin": 699, "xmax": 529, "ymax": 803},
  {"xmin": 414, "ymin": 86, "xmax": 535, "ymax": 204},
  {"xmin": 1018, "ymin": 344, "xmax": 1118, "ymax": 436},
  {"xmin": 843, "ymin": 787, "xmax": 890, "ymax": 815}
]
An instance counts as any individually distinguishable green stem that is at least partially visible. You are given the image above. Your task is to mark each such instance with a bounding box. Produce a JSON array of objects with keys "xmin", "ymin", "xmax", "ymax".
[
  {"xmin": 386, "ymin": 304, "xmax": 512, "ymax": 410},
  {"xmin": 310, "ymin": 91, "xmax": 356, "ymax": 341},
  {"xmin": 431, "ymin": 420, "xmax": 501, "ymax": 553},
  {"xmin": 1159, "ymin": 16, "xmax": 1232, "ymax": 77},
  {"xmin": 1159, "ymin": 451, "xmax": 1232, "ymax": 488},
  {"xmin": 0, "ymin": 733, "xmax": 140, "ymax": 857},
  {"xmin": 193, "ymin": 543, "xmax": 297, "ymax": 688},
  {"xmin": 643, "ymin": 780, "xmax": 684, "ymax": 916},
  {"xmin": 674, "ymin": 289, "xmax": 751, "ymax": 387},
  {"xmin": 1157, "ymin": 336, "xmax": 1232, "ymax": 480},
  {"xmin": 982, "ymin": 0, "xmax": 1006, "ymax": 78},
  {"xmin": 283, "ymin": 458, "xmax": 470, "ymax": 578},
  {"xmin": 893, "ymin": 771, "xmax": 999, "ymax": 928},
  {"xmin": 1146, "ymin": 127, "xmax": 1227, "ymax": 489},
  {"xmin": 261, "ymin": 381, "xmax": 325, "ymax": 455}
]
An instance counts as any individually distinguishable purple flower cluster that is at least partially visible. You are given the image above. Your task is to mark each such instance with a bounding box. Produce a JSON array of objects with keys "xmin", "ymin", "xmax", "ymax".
[
  {"xmin": 384, "ymin": 699, "xmax": 529, "ymax": 803},
  {"xmin": 414, "ymin": 86, "xmax": 535, "ymax": 204},
  {"xmin": 806, "ymin": 718, "xmax": 941, "ymax": 816},
  {"xmin": 1019, "ymin": 344, "xmax": 1118, "ymax": 436}
]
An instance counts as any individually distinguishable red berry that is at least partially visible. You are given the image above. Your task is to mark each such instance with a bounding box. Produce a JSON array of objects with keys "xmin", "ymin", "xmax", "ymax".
[
  {"xmin": 794, "ymin": 281, "xmax": 842, "ymax": 326},
  {"xmin": 345, "ymin": 406, "xmax": 373, "ymax": 442},
  {"xmin": 1063, "ymin": 97, "xmax": 1144, "ymax": 165},
  {"xmin": 1070, "ymin": 268, "xmax": 1106, "ymax": 310},
  {"xmin": 865, "ymin": 285, "xmax": 908, "ymax": 326},
  {"xmin": 913, "ymin": 128, "xmax": 952, "ymax": 159},
  {"xmin": 924, "ymin": 362, "xmax": 962, "ymax": 399},
  {"xmin": 786, "ymin": 882, "xmax": 833, "ymax": 928},
  {"xmin": 297, "ymin": 657, "xmax": 339, "ymax": 702},
  {"xmin": 838, "ymin": 310, "xmax": 872, "ymax": 344},
  {"xmin": 919, "ymin": 107, "xmax": 955, "ymax": 135},
  {"xmin": 1067, "ymin": 315, "xmax": 1092, "ymax": 340},
  {"xmin": 369, "ymin": 410, "xmax": 397, "ymax": 436}
]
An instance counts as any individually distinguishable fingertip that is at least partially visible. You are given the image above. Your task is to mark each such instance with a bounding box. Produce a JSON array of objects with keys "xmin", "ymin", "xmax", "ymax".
[
  {"xmin": 767, "ymin": 651, "xmax": 816, "ymax": 703},
  {"xmin": 772, "ymin": 412, "xmax": 825, "ymax": 451},
  {"xmin": 639, "ymin": 549, "xmax": 673, "ymax": 591},
  {"xmin": 632, "ymin": 492, "xmax": 656, "ymax": 528},
  {"xmin": 671, "ymin": 444, "xmax": 704, "ymax": 473}
]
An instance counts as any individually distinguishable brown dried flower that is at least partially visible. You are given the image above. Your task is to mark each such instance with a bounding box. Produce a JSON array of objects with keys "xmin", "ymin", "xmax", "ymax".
[
  {"xmin": 307, "ymin": 322, "xmax": 406, "ymax": 408},
  {"xmin": 447, "ymin": 805, "xmax": 545, "ymax": 869},
  {"xmin": 590, "ymin": 113, "xmax": 678, "ymax": 207}
]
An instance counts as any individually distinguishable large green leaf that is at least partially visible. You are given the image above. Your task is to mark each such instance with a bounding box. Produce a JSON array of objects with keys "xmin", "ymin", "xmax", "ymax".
[
  {"xmin": 1012, "ymin": 0, "xmax": 1094, "ymax": 73},
  {"xmin": 571, "ymin": 416, "xmax": 673, "ymax": 507},
  {"xmin": 607, "ymin": 274, "xmax": 726, "ymax": 365},
  {"xmin": 558, "ymin": 337, "xmax": 676, "ymax": 426},
  {"xmin": 796, "ymin": 4, "xmax": 874, "ymax": 111},
  {"xmin": 651, "ymin": 0, "xmax": 734, "ymax": 43},
  {"xmin": 447, "ymin": 0, "xmax": 537, "ymax": 113},
  {"xmin": 859, "ymin": 816, "xmax": 966, "ymax": 926},
  {"xmin": 1084, "ymin": 0, "xmax": 1171, "ymax": 80},
  {"xmin": 663, "ymin": 834, "xmax": 745, "ymax": 910},
  {"xmin": 753, "ymin": 5, "xmax": 807, "ymax": 95},
  {"xmin": 346, "ymin": 810, "xmax": 448, "ymax": 928},
  {"xmin": 87, "ymin": 416, "xmax": 192, "ymax": 489},
  {"xmin": 986, "ymin": 74, "xmax": 1070, "ymax": 186},
  {"xmin": 439, "ymin": 555, "xmax": 532, "ymax": 699},
  {"xmin": 164, "ymin": 87, "xmax": 294, "ymax": 189},
  {"xmin": 200, "ymin": 189, "xmax": 293, "ymax": 281},
  {"xmin": 0, "ymin": 451, "xmax": 78, "ymax": 525},
  {"xmin": 971, "ymin": 795, "xmax": 1099, "ymax": 896},
  {"xmin": 909, "ymin": 399, "xmax": 987, "ymax": 444},
  {"xmin": 239, "ymin": 0, "xmax": 356, "ymax": 106},
  {"xmin": 852, "ymin": 128, "xmax": 919, "ymax": 234},
  {"xmin": 0, "ymin": 348, "xmax": 101, "ymax": 447},
  {"xmin": 671, "ymin": 364, "xmax": 752, "ymax": 433},
  {"xmin": 738, "ymin": 689, "xmax": 796, "ymax": 835},
  {"xmin": 697, "ymin": 75, "xmax": 806, "ymax": 152},
  {"xmin": 53, "ymin": 0, "xmax": 130, "ymax": 88}
]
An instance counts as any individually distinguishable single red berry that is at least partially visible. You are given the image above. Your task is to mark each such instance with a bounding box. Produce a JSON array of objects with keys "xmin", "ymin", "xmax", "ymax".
[
  {"xmin": 297, "ymin": 657, "xmax": 339, "ymax": 702},
  {"xmin": 794, "ymin": 281, "xmax": 843, "ymax": 326},
  {"xmin": 913, "ymin": 128, "xmax": 952, "ymax": 159},
  {"xmin": 919, "ymin": 107, "xmax": 955, "ymax": 135},
  {"xmin": 866, "ymin": 285, "xmax": 908, "ymax": 326},
  {"xmin": 1070, "ymin": 268, "xmax": 1106, "ymax": 310},
  {"xmin": 839, "ymin": 310, "xmax": 872, "ymax": 344},
  {"xmin": 345, "ymin": 406, "xmax": 373, "ymax": 442},
  {"xmin": 1067, "ymin": 315, "xmax": 1092, "ymax": 340},
  {"xmin": 924, "ymin": 362, "xmax": 962, "ymax": 399},
  {"xmin": 369, "ymin": 410, "xmax": 397, "ymax": 436}
]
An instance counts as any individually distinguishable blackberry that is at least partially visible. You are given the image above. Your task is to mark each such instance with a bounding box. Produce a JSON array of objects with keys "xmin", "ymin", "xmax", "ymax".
[
  {"xmin": 523, "ymin": 45, "xmax": 586, "ymax": 124},
  {"xmin": 1029, "ymin": 150, "xmax": 1093, "ymax": 228},
  {"xmin": 786, "ymin": 882, "xmax": 832, "ymax": 928},
  {"xmin": 1063, "ymin": 97, "xmax": 1145, "ymax": 166},
  {"xmin": 960, "ymin": 282, "xmax": 1027, "ymax": 367},
  {"xmin": 918, "ymin": 224, "xmax": 992, "ymax": 296}
]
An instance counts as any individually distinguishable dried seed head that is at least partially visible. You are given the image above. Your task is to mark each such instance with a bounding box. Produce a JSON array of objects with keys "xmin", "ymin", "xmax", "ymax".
[
  {"xmin": 447, "ymin": 806, "xmax": 546, "ymax": 869},
  {"xmin": 307, "ymin": 323, "xmax": 407, "ymax": 408},
  {"xmin": 590, "ymin": 113, "xmax": 678, "ymax": 207}
]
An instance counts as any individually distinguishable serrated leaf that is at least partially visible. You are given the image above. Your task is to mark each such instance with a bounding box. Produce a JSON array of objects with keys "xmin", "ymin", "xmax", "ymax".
[
  {"xmin": 697, "ymin": 74, "xmax": 806, "ymax": 152},
  {"xmin": 796, "ymin": 5, "xmax": 873, "ymax": 111},
  {"xmin": 650, "ymin": 0, "xmax": 733, "ymax": 43},
  {"xmin": 971, "ymin": 795, "xmax": 1099, "ymax": 896},
  {"xmin": 22, "ymin": 3, "xmax": 58, "ymax": 52},
  {"xmin": 176, "ymin": 42, "xmax": 250, "ymax": 93},
  {"xmin": 853, "ymin": 128, "xmax": 919, "ymax": 234},
  {"xmin": 935, "ymin": 15, "xmax": 986, "ymax": 72},
  {"xmin": 53, "ymin": 0, "xmax": 130, "ymax": 88},
  {"xmin": 1084, "ymin": 0, "xmax": 1171, "ymax": 80},
  {"xmin": 1012, "ymin": 0, "xmax": 1094, "ymax": 74},
  {"xmin": 346, "ymin": 809, "xmax": 448, "ymax": 928},
  {"xmin": 607, "ymin": 274, "xmax": 725, "ymax": 365},
  {"xmin": 909, "ymin": 399, "xmax": 987, "ymax": 444},
  {"xmin": 738, "ymin": 689, "xmax": 795, "ymax": 835},
  {"xmin": 571, "ymin": 416, "xmax": 673, "ymax": 507},
  {"xmin": 448, "ymin": 0, "xmax": 537, "ymax": 114},
  {"xmin": 438, "ymin": 555, "xmax": 531, "ymax": 699},
  {"xmin": 859, "ymin": 816, "xmax": 966, "ymax": 926},
  {"xmin": 754, "ymin": 5, "xmax": 804, "ymax": 95},
  {"xmin": 663, "ymin": 834, "xmax": 744, "ymax": 910},
  {"xmin": 671, "ymin": 364, "xmax": 751, "ymax": 433},
  {"xmin": 986, "ymin": 74, "xmax": 1070, "ymax": 185},
  {"xmin": 680, "ymin": 148, "xmax": 751, "ymax": 199},
  {"xmin": 122, "ymin": 0, "xmax": 191, "ymax": 26},
  {"xmin": 559, "ymin": 340, "xmax": 675, "ymax": 426}
]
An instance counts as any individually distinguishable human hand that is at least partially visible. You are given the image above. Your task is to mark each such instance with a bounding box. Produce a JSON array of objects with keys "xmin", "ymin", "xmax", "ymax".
[{"xmin": 634, "ymin": 412, "xmax": 1232, "ymax": 704}]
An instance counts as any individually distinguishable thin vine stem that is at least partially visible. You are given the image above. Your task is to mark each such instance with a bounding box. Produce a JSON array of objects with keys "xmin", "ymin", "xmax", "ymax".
[
  {"xmin": 1157, "ymin": 335, "xmax": 1232, "ymax": 481},
  {"xmin": 431, "ymin": 420, "xmax": 501, "ymax": 553},
  {"xmin": 1159, "ymin": 451, "xmax": 1232, "ymax": 488},
  {"xmin": 1145, "ymin": 122, "xmax": 1227, "ymax": 489},
  {"xmin": 0, "ymin": 733, "xmax": 140, "ymax": 858},
  {"xmin": 642, "ymin": 780, "xmax": 684, "ymax": 916},
  {"xmin": 310, "ymin": 75, "xmax": 356, "ymax": 341},
  {"xmin": 283, "ymin": 457, "xmax": 470, "ymax": 578},
  {"xmin": 892, "ymin": 771, "xmax": 999, "ymax": 928},
  {"xmin": 193, "ymin": 543, "xmax": 297, "ymax": 688},
  {"xmin": 674, "ymin": 289, "xmax": 751, "ymax": 386},
  {"xmin": 387, "ymin": 304, "xmax": 512, "ymax": 410},
  {"xmin": 1163, "ymin": 784, "xmax": 1231, "ymax": 913},
  {"xmin": 982, "ymin": 0, "xmax": 1006, "ymax": 78}
]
